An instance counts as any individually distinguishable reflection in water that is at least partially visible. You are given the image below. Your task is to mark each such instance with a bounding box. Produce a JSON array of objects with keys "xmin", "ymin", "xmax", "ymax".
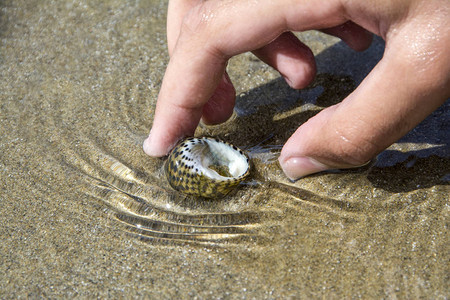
[
  {"xmin": 73, "ymin": 151, "xmax": 268, "ymax": 245},
  {"xmin": 54, "ymin": 67, "xmax": 448, "ymax": 247}
]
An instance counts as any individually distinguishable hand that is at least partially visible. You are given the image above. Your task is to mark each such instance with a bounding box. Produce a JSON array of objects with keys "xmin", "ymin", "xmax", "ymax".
[{"xmin": 143, "ymin": 0, "xmax": 450, "ymax": 180}]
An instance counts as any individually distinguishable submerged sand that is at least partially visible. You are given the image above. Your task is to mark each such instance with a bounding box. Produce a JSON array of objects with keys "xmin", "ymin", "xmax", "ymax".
[{"xmin": 0, "ymin": 0, "xmax": 448, "ymax": 298}]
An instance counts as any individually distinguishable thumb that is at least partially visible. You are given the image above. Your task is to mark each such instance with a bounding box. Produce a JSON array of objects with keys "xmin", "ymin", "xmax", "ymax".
[
  {"xmin": 278, "ymin": 26, "xmax": 449, "ymax": 180},
  {"xmin": 278, "ymin": 101, "xmax": 375, "ymax": 180}
]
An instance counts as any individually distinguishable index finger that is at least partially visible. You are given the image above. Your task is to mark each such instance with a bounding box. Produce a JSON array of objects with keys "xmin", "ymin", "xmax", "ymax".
[{"xmin": 144, "ymin": 0, "xmax": 345, "ymax": 156}]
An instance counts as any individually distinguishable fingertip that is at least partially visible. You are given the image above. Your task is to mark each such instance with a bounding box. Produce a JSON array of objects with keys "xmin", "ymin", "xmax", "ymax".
[
  {"xmin": 143, "ymin": 128, "xmax": 185, "ymax": 157},
  {"xmin": 253, "ymin": 32, "xmax": 317, "ymax": 90},
  {"xmin": 143, "ymin": 133, "xmax": 167, "ymax": 157},
  {"xmin": 281, "ymin": 35, "xmax": 316, "ymax": 89},
  {"xmin": 281, "ymin": 52, "xmax": 316, "ymax": 90},
  {"xmin": 277, "ymin": 103, "xmax": 375, "ymax": 180}
]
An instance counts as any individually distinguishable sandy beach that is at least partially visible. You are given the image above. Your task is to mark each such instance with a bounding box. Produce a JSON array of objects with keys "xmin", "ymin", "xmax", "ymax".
[{"xmin": 1, "ymin": 0, "xmax": 448, "ymax": 298}]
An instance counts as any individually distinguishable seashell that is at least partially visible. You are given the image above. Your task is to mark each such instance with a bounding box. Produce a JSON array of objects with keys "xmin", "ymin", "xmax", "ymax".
[{"xmin": 165, "ymin": 137, "xmax": 250, "ymax": 198}]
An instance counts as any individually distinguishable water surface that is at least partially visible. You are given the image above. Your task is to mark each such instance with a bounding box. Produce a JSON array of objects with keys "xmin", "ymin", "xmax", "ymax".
[{"xmin": 0, "ymin": 0, "xmax": 448, "ymax": 298}]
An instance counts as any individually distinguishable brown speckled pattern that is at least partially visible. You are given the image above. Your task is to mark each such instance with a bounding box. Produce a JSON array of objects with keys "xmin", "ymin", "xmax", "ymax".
[{"xmin": 165, "ymin": 137, "xmax": 250, "ymax": 198}]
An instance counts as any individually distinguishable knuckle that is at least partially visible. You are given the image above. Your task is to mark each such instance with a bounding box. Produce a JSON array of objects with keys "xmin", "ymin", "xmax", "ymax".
[
  {"xmin": 179, "ymin": 3, "xmax": 225, "ymax": 59},
  {"xmin": 180, "ymin": 3, "xmax": 212, "ymax": 37}
]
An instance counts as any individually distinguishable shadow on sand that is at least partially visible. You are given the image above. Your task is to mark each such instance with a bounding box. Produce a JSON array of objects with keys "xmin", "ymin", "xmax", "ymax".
[{"xmin": 209, "ymin": 36, "xmax": 449, "ymax": 193}]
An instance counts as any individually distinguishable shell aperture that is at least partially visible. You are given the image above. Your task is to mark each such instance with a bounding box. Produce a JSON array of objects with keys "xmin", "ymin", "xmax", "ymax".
[{"xmin": 165, "ymin": 137, "xmax": 250, "ymax": 198}]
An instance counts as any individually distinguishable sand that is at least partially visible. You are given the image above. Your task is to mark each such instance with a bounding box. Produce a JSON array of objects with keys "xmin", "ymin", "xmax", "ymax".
[{"xmin": 0, "ymin": 0, "xmax": 448, "ymax": 298}]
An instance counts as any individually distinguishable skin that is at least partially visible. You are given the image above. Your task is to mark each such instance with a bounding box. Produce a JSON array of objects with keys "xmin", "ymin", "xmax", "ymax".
[{"xmin": 144, "ymin": 0, "xmax": 450, "ymax": 180}]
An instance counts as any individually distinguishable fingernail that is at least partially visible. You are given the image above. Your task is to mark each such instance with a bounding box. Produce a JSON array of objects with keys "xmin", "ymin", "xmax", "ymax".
[
  {"xmin": 223, "ymin": 73, "xmax": 232, "ymax": 85},
  {"xmin": 143, "ymin": 131, "xmax": 168, "ymax": 157},
  {"xmin": 143, "ymin": 131, "xmax": 183, "ymax": 157},
  {"xmin": 279, "ymin": 156, "xmax": 330, "ymax": 181}
]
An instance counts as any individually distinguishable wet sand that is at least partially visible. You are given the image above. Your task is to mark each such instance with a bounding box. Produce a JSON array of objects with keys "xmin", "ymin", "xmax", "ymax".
[{"xmin": 1, "ymin": 0, "xmax": 449, "ymax": 298}]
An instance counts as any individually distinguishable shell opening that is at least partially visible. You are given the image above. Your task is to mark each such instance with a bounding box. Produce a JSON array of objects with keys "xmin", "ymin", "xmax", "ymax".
[{"xmin": 200, "ymin": 139, "xmax": 249, "ymax": 180}]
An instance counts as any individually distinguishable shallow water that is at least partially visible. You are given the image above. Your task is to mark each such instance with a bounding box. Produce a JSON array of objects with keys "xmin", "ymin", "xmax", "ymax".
[{"xmin": 1, "ymin": 0, "xmax": 449, "ymax": 298}]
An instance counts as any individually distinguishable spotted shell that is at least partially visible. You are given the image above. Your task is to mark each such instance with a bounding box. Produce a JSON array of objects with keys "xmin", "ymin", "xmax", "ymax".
[{"xmin": 165, "ymin": 137, "xmax": 250, "ymax": 198}]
